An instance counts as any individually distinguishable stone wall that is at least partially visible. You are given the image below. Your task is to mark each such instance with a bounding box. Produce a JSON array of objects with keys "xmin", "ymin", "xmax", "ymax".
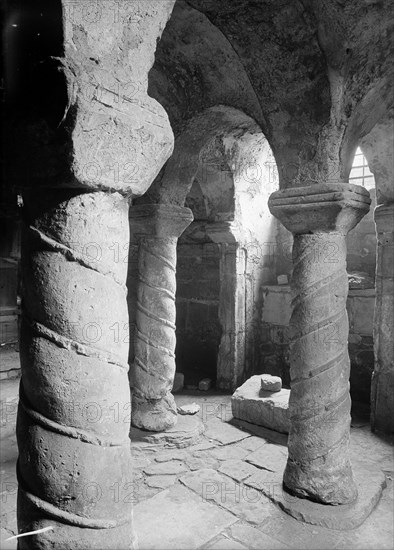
[
  {"xmin": 175, "ymin": 241, "xmax": 222, "ymax": 386},
  {"xmin": 258, "ymin": 285, "xmax": 375, "ymax": 404},
  {"xmin": 346, "ymin": 188, "xmax": 377, "ymax": 279}
]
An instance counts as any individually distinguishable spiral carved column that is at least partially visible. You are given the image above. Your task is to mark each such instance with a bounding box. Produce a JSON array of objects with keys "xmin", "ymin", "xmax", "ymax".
[
  {"xmin": 371, "ymin": 203, "xmax": 394, "ymax": 434},
  {"xmin": 130, "ymin": 204, "xmax": 193, "ymax": 432},
  {"xmin": 17, "ymin": 190, "xmax": 136, "ymax": 549},
  {"xmin": 269, "ymin": 183, "xmax": 371, "ymax": 505}
]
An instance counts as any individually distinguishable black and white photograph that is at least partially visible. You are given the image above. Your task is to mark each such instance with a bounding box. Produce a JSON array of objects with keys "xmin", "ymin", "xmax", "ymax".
[{"xmin": 0, "ymin": 1, "xmax": 393, "ymax": 548}]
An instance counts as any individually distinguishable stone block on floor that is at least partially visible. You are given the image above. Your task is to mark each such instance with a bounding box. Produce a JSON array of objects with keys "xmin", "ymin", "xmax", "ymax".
[{"xmin": 231, "ymin": 375, "xmax": 290, "ymax": 434}]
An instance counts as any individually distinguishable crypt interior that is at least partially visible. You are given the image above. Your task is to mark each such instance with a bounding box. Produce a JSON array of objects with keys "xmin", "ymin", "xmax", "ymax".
[{"xmin": 0, "ymin": 0, "xmax": 393, "ymax": 548}]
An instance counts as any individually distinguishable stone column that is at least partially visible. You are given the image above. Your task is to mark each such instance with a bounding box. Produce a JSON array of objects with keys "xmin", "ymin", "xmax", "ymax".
[
  {"xmin": 18, "ymin": 190, "xmax": 136, "ymax": 549},
  {"xmin": 130, "ymin": 204, "xmax": 193, "ymax": 432},
  {"xmin": 371, "ymin": 203, "xmax": 394, "ymax": 434},
  {"xmin": 15, "ymin": 2, "xmax": 176, "ymax": 547},
  {"xmin": 269, "ymin": 183, "xmax": 371, "ymax": 505}
]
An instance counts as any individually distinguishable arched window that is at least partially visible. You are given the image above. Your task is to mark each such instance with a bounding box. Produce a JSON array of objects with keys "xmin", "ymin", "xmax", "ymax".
[{"xmin": 349, "ymin": 147, "xmax": 375, "ymax": 190}]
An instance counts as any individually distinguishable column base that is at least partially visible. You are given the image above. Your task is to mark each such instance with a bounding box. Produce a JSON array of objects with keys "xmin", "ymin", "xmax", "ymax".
[
  {"xmin": 246, "ymin": 460, "xmax": 386, "ymax": 530},
  {"xmin": 283, "ymin": 458, "xmax": 358, "ymax": 505},
  {"xmin": 129, "ymin": 414, "xmax": 204, "ymax": 449},
  {"xmin": 131, "ymin": 392, "xmax": 178, "ymax": 432}
]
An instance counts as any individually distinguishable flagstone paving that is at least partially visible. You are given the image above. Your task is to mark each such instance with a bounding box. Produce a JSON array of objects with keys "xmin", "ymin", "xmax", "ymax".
[{"xmin": 0, "ymin": 383, "xmax": 393, "ymax": 549}]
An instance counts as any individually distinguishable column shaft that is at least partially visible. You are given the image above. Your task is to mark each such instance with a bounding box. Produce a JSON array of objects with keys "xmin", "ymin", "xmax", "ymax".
[
  {"xmin": 130, "ymin": 205, "xmax": 193, "ymax": 431},
  {"xmin": 269, "ymin": 183, "xmax": 371, "ymax": 505},
  {"xmin": 17, "ymin": 190, "xmax": 135, "ymax": 549},
  {"xmin": 284, "ymin": 232, "xmax": 356, "ymax": 504}
]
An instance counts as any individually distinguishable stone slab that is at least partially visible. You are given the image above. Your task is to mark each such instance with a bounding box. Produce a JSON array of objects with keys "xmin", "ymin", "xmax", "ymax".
[
  {"xmin": 204, "ymin": 534, "xmax": 248, "ymax": 549},
  {"xmin": 231, "ymin": 376, "xmax": 290, "ymax": 434},
  {"xmin": 185, "ymin": 456, "xmax": 220, "ymax": 471},
  {"xmin": 257, "ymin": 506, "xmax": 343, "ymax": 550},
  {"xmin": 230, "ymin": 419, "xmax": 288, "ymax": 446},
  {"xmin": 145, "ymin": 475, "xmax": 177, "ymax": 489},
  {"xmin": 133, "ymin": 483, "xmax": 237, "ymax": 549},
  {"xmin": 208, "ymin": 446, "xmax": 250, "ymax": 461},
  {"xmin": 219, "ymin": 459, "xmax": 260, "ymax": 482},
  {"xmin": 245, "ymin": 443, "xmax": 288, "ymax": 473},
  {"xmin": 154, "ymin": 450, "xmax": 187, "ymax": 463},
  {"xmin": 229, "ymin": 522, "xmax": 290, "ymax": 550},
  {"xmin": 143, "ymin": 460, "xmax": 188, "ymax": 476},
  {"xmin": 205, "ymin": 418, "xmax": 251, "ymax": 445},
  {"xmin": 247, "ymin": 460, "xmax": 386, "ymax": 530},
  {"xmin": 180, "ymin": 468, "xmax": 277, "ymax": 525},
  {"xmin": 129, "ymin": 413, "xmax": 204, "ymax": 449}
]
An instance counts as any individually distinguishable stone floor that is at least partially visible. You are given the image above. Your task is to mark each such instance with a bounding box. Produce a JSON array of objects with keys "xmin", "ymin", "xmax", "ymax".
[{"xmin": 1, "ymin": 379, "xmax": 393, "ymax": 549}]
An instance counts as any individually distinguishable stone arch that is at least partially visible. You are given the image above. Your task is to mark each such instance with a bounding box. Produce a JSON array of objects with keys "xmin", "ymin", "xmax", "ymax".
[{"xmin": 154, "ymin": 105, "xmax": 280, "ymax": 390}]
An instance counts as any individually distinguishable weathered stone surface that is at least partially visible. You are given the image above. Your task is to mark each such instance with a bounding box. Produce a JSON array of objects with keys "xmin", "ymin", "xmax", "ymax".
[
  {"xmin": 251, "ymin": 459, "xmax": 386, "ymax": 531},
  {"xmin": 180, "ymin": 468, "xmax": 276, "ymax": 525},
  {"xmin": 218, "ymin": 460, "xmax": 260, "ymax": 483},
  {"xmin": 154, "ymin": 451, "xmax": 187, "ymax": 463},
  {"xmin": 234, "ymin": 436, "xmax": 270, "ymax": 453},
  {"xmin": 144, "ymin": 460, "xmax": 188, "ymax": 476},
  {"xmin": 205, "ymin": 534, "xmax": 248, "ymax": 550},
  {"xmin": 133, "ymin": 484, "xmax": 236, "ymax": 549},
  {"xmin": 209, "ymin": 446, "xmax": 250, "ymax": 462},
  {"xmin": 185, "ymin": 456, "xmax": 220, "ymax": 471},
  {"xmin": 129, "ymin": 413, "xmax": 204, "ymax": 449},
  {"xmin": 178, "ymin": 403, "xmax": 200, "ymax": 415},
  {"xmin": 229, "ymin": 522, "xmax": 289, "ymax": 550},
  {"xmin": 232, "ymin": 376, "xmax": 290, "ymax": 434},
  {"xmin": 260, "ymin": 375, "xmax": 282, "ymax": 392},
  {"xmin": 244, "ymin": 468, "xmax": 283, "ymax": 495},
  {"xmin": 205, "ymin": 418, "xmax": 251, "ymax": 445},
  {"xmin": 131, "ymin": 204, "xmax": 194, "ymax": 432},
  {"xmin": 17, "ymin": 192, "xmax": 138, "ymax": 549},
  {"xmin": 257, "ymin": 507, "xmax": 343, "ymax": 550},
  {"xmin": 245, "ymin": 444, "xmax": 288, "ymax": 473},
  {"xmin": 269, "ymin": 183, "xmax": 371, "ymax": 505},
  {"xmin": 371, "ymin": 203, "xmax": 394, "ymax": 434},
  {"xmin": 146, "ymin": 475, "xmax": 178, "ymax": 489},
  {"xmin": 230, "ymin": 419, "xmax": 288, "ymax": 447}
]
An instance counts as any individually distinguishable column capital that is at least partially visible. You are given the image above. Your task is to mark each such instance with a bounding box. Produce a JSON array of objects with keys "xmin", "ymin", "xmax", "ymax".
[
  {"xmin": 374, "ymin": 203, "xmax": 394, "ymax": 244},
  {"xmin": 268, "ymin": 183, "xmax": 371, "ymax": 235},
  {"xmin": 205, "ymin": 221, "xmax": 241, "ymax": 244},
  {"xmin": 130, "ymin": 203, "xmax": 193, "ymax": 238}
]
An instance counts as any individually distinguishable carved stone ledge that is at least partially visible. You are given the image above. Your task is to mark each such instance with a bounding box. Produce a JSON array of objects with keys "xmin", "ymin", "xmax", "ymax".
[{"xmin": 268, "ymin": 183, "xmax": 371, "ymax": 235}]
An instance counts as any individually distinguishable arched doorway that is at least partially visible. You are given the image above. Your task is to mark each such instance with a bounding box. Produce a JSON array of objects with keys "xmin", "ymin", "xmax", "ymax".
[{"xmin": 155, "ymin": 105, "xmax": 279, "ymax": 391}]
